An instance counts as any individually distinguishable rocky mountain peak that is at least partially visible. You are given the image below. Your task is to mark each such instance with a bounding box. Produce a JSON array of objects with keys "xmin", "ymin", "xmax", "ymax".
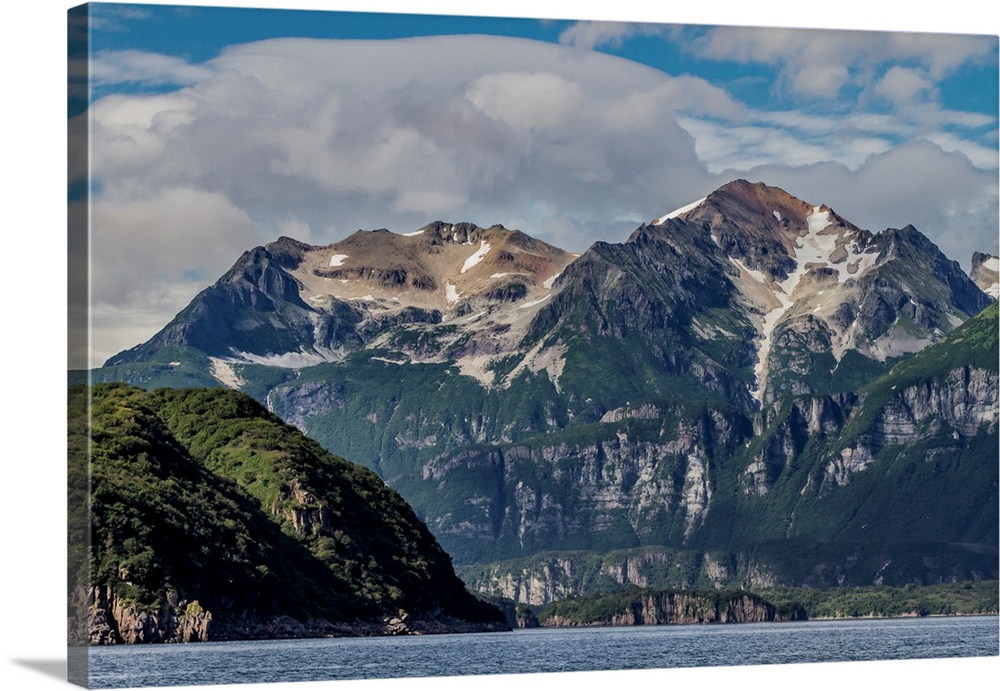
[
  {"xmin": 653, "ymin": 181, "xmax": 872, "ymax": 284},
  {"xmin": 264, "ymin": 236, "xmax": 313, "ymax": 268},
  {"xmin": 638, "ymin": 180, "xmax": 991, "ymax": 403},
  {"xmin": 418, "ymin": 221, "xmax": 500, "ymax": 245},
  {"xmin": 971, "ymin": 251, "xmax": 1000, "ymax": 300}
]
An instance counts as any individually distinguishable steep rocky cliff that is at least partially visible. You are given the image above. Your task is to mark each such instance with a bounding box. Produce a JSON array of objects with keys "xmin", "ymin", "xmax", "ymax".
[
  {"xmin": 89, "ymin": 587, "xmax": 211, "ymax": 645},
  {"xmin": 457, "ymin": 303, "xmax": 998, "ymax": 601},
  {"xmin": 539, "ymin": 589, "xmax": 785, "ymax": 627}
]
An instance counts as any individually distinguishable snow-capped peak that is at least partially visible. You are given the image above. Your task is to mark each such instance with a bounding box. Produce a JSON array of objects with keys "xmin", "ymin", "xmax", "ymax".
[{"xmin": 653, "ymin": 197, "xmax": 706, "ymax": 225}]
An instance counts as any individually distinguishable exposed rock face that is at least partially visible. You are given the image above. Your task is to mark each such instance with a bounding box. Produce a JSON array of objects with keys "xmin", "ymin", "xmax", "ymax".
[
  {"xmin": 87, "ymin": 585, "xmax": 507, "ymax": 644},
  {"xmin": 824, "ymin": 367, "xmax": 998, "ymax": 491},
  {"xmin": 458, "ymin": 305, "xmax": 998, "ymax": 603},
  {"xmin": 971, "ymin": 252, "xmax": 1000, "ymax": 300},
  {"xmin": 89, "ymin": 587, "xmax": 211, "ymax": 645},
  {"xmin": 743, "ymin": 393, "xmax": 857, "ymax": 496},
  {"xmin": 422, "ymin": 402, "xmax": 753, "ymax": 560},
  {"xmin": 541, "ymin": 591, "xmax": 779, "ymax": 627},
  {"xmin": 459, "ymin": 549, "xmax": 786, "ymax": 607},
  {"xmin": 107, "ymin": 221, "xmax": 575, "ymax": 377}
]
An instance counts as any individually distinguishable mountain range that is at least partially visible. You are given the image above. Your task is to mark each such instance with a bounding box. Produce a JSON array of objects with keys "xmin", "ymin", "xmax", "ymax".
[{"xmin": 89, "ymin": 180, "xmax": 999, "ymax": 605}]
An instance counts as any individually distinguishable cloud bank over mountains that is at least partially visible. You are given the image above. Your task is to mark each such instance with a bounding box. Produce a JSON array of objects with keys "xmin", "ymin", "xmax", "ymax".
[{"xmin": 76, "ymin": 21, "xmax": 998, "ymax": 367}]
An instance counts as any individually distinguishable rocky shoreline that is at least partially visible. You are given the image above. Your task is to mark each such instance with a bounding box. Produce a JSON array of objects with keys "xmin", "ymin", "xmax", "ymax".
[{"xmin": 87, "ymin": 586, "xmax": 509, "ymax": 645}]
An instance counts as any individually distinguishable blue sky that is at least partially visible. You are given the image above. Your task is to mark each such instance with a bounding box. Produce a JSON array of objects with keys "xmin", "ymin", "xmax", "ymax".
[
  {"xmin": 82, "ymin": 3, "xmax": 1000, "ymax": 115},
  {"xmin": 69, "ymin": 1, "xmax": 1000, "ymax": 366}
]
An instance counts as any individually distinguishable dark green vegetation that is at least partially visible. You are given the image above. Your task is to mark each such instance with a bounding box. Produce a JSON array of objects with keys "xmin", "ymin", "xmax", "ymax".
[
  {"xmin": 74, "ymin": 384, "xmax": 505, "ymax": 643},
  {"xmin": 758, "ymin": 581, "xmax": 999, "ymax": 619},
  {"xmin": 530, "ymin": 581, "xmax": 999, "ymax": 627},
  {"xmin": 77, "ymin": 346, "xmax": 220, "ymax": 390}
]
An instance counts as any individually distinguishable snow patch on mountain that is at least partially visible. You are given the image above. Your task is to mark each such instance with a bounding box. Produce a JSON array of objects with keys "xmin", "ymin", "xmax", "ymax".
[
  {"xmin": 519, "ymin": 294, "xmax": 551, "ymax": 309},
  {"xmin": 232, "ymin": 346, "xmax": 345, "ymax": 368},
  {"xmin": 446, "ymin": 282, "xmax": 460, "ymax": 303},
  {"xmin": 329, "ymin": 253, "xmax": 349, "ymax": 267},
  {"xmin": 209, "ymin": 357, "xmax": 245, "ymax": 389},
  {"xmin": 972, "ymin": 254, "xmax": 1000, "ymax": 299},
  {"xmin": 654, "ymin": 197, "xmax": 706, "ymax": 225},
  {"xmin": 691, "ymin": 316, "xmax": 737, "ymax": 341},
  {"xmin": 745, "ymin": 207, "xmax": 841, "ymax": 400},
  {"xmin": 461, "ymin": 240, "xmax": 492, "ymax": 273}
]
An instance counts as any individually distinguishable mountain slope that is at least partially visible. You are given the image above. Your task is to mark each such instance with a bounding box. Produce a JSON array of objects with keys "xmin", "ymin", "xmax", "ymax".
[
  {"xmin": 99, "ymin": 181, "xmax": 990, "ymax": 412},
  {"xmin": 456, "ymin": 304, "xmax": 997, "ymax": 600},
  {"xmin": 654, "ymin": 181, "xmax": 990, "ymax": 403},
  {"xmin": 71, "ymin": 384, "xmax": 506, "ymax": 643}
]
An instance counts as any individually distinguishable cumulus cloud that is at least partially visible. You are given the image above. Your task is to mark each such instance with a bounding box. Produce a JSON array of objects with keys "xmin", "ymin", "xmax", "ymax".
[
  {"xmin": 558, "ymin": 21, "xmax": 670, "ymax": 50},
  {"xmin": 86, "ymin": 187, "xmax": 261, "ymax": 363},
  {"xmin": 686, "ymin": 26, "xmax": 995, "ymax": 100},
  {"xmin": 88, "ymin": 36, "xmax": 714, "ymax": 240},
  {"xmin": 468, "ymin": 72, "xmax": 584, "ymax": 128},
  {"xmin": 872, "ymin": 66, "xmax": 936, "ymax": 108},
  {"xmin": 91, "ymin": 187, "xmax": 258, "ymax": 304},
  {"xmin": 89, "ymin": 50, "xmax": 216, "ymax": 87}
]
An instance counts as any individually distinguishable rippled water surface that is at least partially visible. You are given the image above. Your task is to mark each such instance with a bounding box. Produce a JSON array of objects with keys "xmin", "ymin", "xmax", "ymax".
[{"xmin": 89, "ymin": 615, "xmax": 999, "ymax": 689}]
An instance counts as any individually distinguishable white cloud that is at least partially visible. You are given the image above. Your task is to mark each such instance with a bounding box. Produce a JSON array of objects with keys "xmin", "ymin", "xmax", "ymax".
[
  {"xmin": 675, "ymin": 94, "xmax": 996, "ymax": 177},
  {"xmin": 88, "ymin": 35, "xmax": 711, "ymax": 239},
  {"xmin": 468, "ymin": 72, "xmax": 584, "ymax": 128},
  {"xmin": 923, "ymin": 132, "xmax": 1000, "ymax": 170},
  {"xmin": 687, "ymin": 26, "xmax": 996, "ymax": 100},
  {"xmin": 872, "ymin": 66, "xmax": 936, "ymax": 108},
  {"xmin": 87, "ymin": 187, "xmax": 260, "ymax": 364},
  {"xmin": 89, "ymin": 50, "xmax": 216, "ymax": 87},
  {"xmin": 603, "ymin": 76, "xmax": 745, "ymax": 127},
  {"xmin": 558, "ymin": 21, "xmax": 669, "ymax": 50}
]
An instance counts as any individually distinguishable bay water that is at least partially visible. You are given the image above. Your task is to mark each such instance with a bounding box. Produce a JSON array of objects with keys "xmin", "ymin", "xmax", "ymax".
[{"xmin": 89, "ymin": 615, "xmax": 999, "ymax": 689}]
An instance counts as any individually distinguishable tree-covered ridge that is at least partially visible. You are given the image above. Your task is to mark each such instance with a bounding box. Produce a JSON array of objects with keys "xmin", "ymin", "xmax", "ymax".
[
  {"xmin": 76, "ymin": 383, "xmax": 505, "ymax": 642},
  {"xmin": 534, "ymin": 581, "xmax": 999, "ymax": 626}
]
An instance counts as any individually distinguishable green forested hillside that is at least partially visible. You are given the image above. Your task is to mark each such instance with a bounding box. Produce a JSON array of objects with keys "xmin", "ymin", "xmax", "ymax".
[{"xmin": 72, "ymin": 384, "xmax": 505, "ymax": 643}]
